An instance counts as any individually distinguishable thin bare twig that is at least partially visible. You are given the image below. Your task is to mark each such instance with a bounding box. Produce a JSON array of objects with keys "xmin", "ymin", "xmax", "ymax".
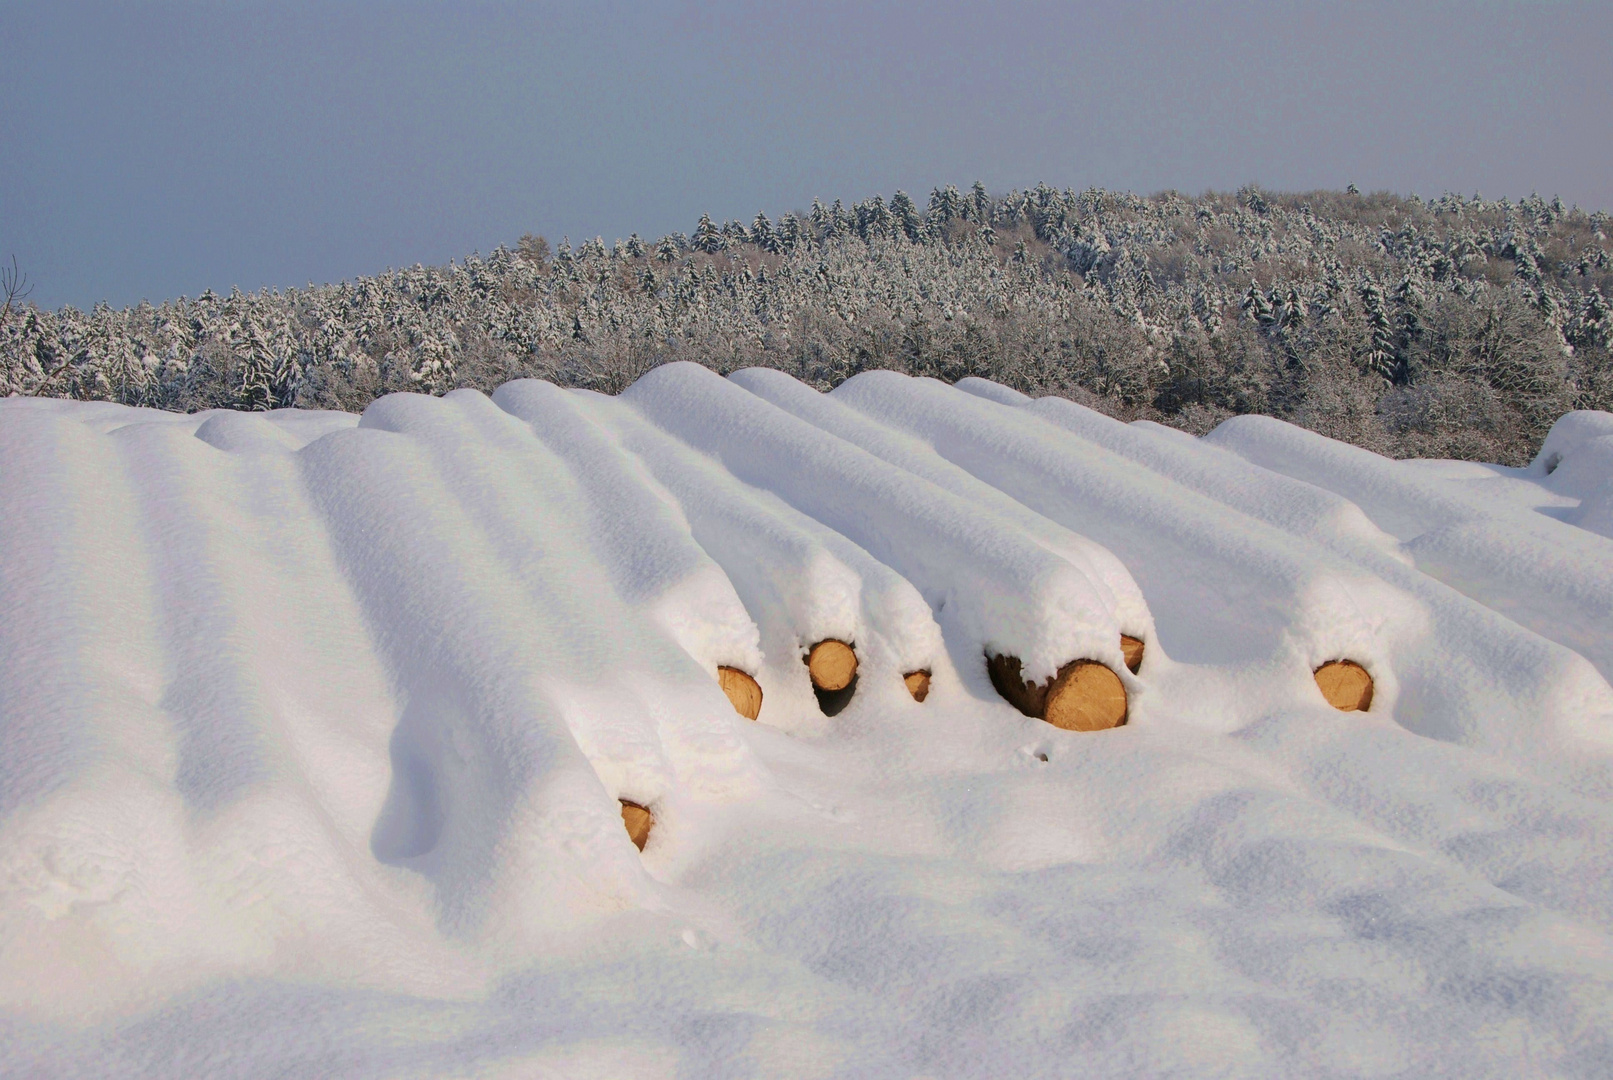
[{"xmin": 1, "ymin": 255, "xmax": 34, "ymax": 319}]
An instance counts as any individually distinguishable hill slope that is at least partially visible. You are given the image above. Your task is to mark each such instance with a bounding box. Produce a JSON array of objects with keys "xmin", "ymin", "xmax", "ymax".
[{"xmin": 5, "ymin": 185, "xmax": 1611, "ymax": 465}]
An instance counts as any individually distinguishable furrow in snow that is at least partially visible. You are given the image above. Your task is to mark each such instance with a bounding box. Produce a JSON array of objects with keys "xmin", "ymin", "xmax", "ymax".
[
  {"xmin": 622, "ymin": 361, "xmax": 1144, "ymax": 687},
  {"xmin": 485, "ymin": 381, "xmax": 762, "ymax": 680},
  {"xmin": 563, "ymin": 386, "xmax": 945, "ymax": 726},
  {"xmin": 954, "ymin": 376, "xmax": 1405, "ymax": 562},
  {"xmin": 1208, "ymin": 414, "xmax": 1613, "ymax": 683},
  {"xmin": 830, "ymin": 372, "xmax": 1613, "ymax": 755}
]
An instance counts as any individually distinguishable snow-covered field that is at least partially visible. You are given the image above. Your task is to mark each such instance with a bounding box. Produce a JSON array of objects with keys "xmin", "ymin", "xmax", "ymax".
[{"xmin": 3, "ymin": 363, "xmax": 1612, "ymax": 1078}]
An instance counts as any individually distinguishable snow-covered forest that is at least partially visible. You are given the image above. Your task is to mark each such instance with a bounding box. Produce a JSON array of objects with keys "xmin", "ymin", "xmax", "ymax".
[{"xmin": 5, "ymin": 183, "xmax": 1610, "ymax": 464}]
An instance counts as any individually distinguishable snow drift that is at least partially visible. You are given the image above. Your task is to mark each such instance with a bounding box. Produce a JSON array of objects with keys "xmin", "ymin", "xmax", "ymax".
[{"xmin": 3, "ymin": 369, "xmax": 1613, "ymax": 1078}]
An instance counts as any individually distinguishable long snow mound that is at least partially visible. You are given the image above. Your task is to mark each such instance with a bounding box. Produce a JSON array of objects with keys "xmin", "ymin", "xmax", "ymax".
[{"xmin": 3, "ymin": 367, "xmax": 1613, "ymax": 1078}]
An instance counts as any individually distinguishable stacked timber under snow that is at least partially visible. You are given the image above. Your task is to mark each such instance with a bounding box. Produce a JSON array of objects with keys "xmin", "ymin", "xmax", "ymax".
[{"xmin": 2, "ymin": 371, "xmax": 1613, "ymax": 1077}]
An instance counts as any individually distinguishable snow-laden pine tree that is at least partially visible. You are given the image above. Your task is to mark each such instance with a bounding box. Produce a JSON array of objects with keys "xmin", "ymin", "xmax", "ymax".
[
  {"xmin": 692, "ymin": 214, "xmax": 726, "ymax": 253},
  {"xmin": 1360, "ymin": 279, "xmax": 1401, "ymax": 385},
  {"xmin": 751, "ymin": 212, "xmax": 777, "ymax": 254}
]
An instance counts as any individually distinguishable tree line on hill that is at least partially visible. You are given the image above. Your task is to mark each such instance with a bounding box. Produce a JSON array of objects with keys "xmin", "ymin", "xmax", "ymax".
[{"xmin": 3, "ymin": 182, "xmax": 1610, "ymax": 463}]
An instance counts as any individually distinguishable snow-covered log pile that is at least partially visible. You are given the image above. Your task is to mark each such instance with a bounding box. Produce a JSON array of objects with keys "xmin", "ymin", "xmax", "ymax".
[{"xmin": 3, "ymin": 368, "xmax": 1613, "ymax": 1076}]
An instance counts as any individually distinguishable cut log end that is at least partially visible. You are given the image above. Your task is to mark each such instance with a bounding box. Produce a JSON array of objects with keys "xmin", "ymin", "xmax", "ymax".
[
  {"xmin": 987, "ymin": 653, "xmax": 1128, "ymax": 731},
  {"xmin": 806, "ymin": 639, "xmax": 858, "ymax": 692},
  {"xmin": 1120, "ymin": 634, "xmax": 1145, "ymax": 674},
  {"xmin": 903, "ymin": 670, "xmax": 932, "ymax": 702},
  {"xmin": 1314, "ymin": 660, "xmax": 1374, "ymax": 712},
  {"xmin": 717, "ymin": 666, "xmax": 763, "ymax": 720},
  {"xmin": 619, "ymin": 800, "xmax": 654, "ymax": 851},
  {"xmin": 1045, "ymin": 661, "xmax": 1128, "ymax": 731}
]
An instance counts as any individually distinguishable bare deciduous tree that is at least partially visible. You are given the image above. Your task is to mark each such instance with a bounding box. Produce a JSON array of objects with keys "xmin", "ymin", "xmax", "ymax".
[{"xmin": 1, "ymin": 255, "xmax": 32, "ymax": 319}]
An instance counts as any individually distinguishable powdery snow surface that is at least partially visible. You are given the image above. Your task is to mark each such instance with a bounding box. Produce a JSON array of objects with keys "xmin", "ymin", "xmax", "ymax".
[{"xmin": 2, "ymin": 368, "xmax": 1612, "ymax": 1078}]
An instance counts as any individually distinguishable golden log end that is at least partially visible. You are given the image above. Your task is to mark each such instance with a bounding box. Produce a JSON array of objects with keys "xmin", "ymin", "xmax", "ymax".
[
  {"xmin": 1314, "ymin": 660, "xmax": 1374, "ymax": 712},
  {"xmin": 807, "ymin": 639, "xmax": 858, "ymax": 692},
  {"xmin": 619, "ymin": 800, "xmax": 654, "ymax": 851},
  {"xmin": 717, "ymin": 665, "xmax": 763, "ymax": 720}
]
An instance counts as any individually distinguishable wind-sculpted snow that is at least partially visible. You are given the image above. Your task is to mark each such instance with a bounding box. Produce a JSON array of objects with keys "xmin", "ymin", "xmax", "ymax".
[
  {"xmin": 2, "ymin": 372, "xmax": 1613, "ymax": 1078},
  {"xmin": 623, "ymin": 363, "xmax": 1145, "ymax": 687},
  {"xmin": 1208, "ymin": 412, "xmax": 1613, "ymax": 688}
]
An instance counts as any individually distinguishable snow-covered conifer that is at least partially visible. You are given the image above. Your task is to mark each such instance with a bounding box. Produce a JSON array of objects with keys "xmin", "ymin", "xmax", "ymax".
[
  {"xmin": 891, "ymin": 190, "xmax": 926, "ymax": 242},
  {"xmin": 778, "ymin": 213, "xmax": 803, "ymax": 252},
  {"xmin": 969, "ymin": 181, "xmax": 991, "ymax": 223},
  {"xmin": 751, "ymin": 212, "xmax": 778, "ymax": 253},
  {"xmin": 1576, "ymin": 287, "xmax": 1610, "ymax": 349},
  {"xmin": 929, "ymin": 185, "xmax": 962, "ymax": 225},
  {"xmin": 1360, "ymin": 279, "xmax": 1401, "ymax": 384},
  {"xmin": 692, "ymin": 214, "xmax": 726, "ymax": 253}
]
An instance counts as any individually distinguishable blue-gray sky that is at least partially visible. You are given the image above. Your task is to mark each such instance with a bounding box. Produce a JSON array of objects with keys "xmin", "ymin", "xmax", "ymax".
[{"xmin": 3, "ymin": 1, "xmax": 1609, "ymax": 309}]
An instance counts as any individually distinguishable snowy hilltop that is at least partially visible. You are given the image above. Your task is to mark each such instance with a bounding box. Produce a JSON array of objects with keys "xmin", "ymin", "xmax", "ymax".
[
  {"xmin": 2, "ymin": 367, "xmax": 1612, "ymax": 1077},
  {"xmin": 4, "ymin": 185, "xmax": 1611, "ymax": 468}
]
